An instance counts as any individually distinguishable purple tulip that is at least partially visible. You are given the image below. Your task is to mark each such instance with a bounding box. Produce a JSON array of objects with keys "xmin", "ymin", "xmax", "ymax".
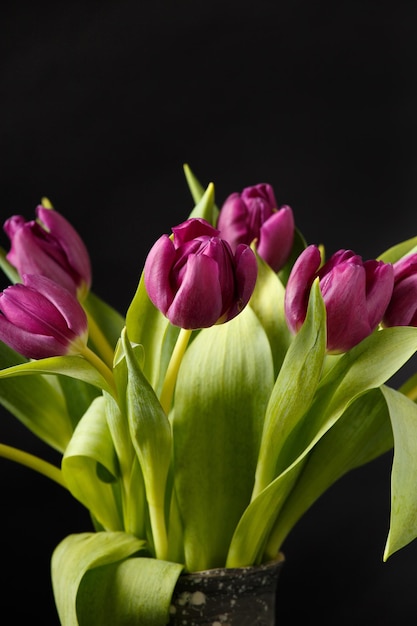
[
  {"xmin": 383, "ymin": 253, "xmax": 417, "ymax": 327},
  {"xmin": 0, "ymin": 274, "xmax": 88, "ymax": 359},
  {"xmin": 217, "ymin": 183, "xmax": 294, "ymax": 272},
  {"xmin": 285, "ymin": 245, "xmax": 394, "ymax": 353},
  {"xmin": 144, "ymin": 217, "xmax": 258, "ymax": 329},
  {"xmin": 4, "ymin": 205, "xmax": 92, "ymax": 299}
]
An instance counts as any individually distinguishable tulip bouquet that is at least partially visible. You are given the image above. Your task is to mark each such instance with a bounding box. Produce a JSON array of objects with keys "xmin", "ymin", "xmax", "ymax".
[{"xmin": 1, "ymin": 165, "xmax": 417, "ymax": 625}]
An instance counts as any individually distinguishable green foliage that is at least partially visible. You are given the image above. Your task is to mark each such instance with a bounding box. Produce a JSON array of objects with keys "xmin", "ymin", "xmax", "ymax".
[
  {"xmin": 2, "ymin": 168, "xmax": 417, "ymax": 624},
  {"xmin": 183, "ymin": 163, "xmax": 219, "ymax": 225},
  {"xmin": 173, "ymin": 304, "xmax": 274, "ymax": 571},
  {"xmin": 381, "ymin": 386, "xmax": 417, "ymax": 559},
  {"xmin": 62, "ymin": 396, "xmax": 123, "ymax": 532}
]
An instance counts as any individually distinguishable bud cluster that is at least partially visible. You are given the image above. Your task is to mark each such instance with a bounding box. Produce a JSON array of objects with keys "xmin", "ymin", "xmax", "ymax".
[{"xmin": 0, "ymin": 204, "xmax": 91, "ymax": 358}]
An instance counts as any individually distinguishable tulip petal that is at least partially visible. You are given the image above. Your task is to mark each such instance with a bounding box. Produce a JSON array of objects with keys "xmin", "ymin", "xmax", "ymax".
[
  {"xmin": 0, "ymin": 274, "xmax": 88, "ymax": 359},
  {"xmin": 321, "ymin": 263, "xmax": 373, "ymax": 352},
  {"xmin": 285, "ymin": 245, "xmax": 321, "ymax": 333},
  {"xmin": 37, "ymin": 206, "xmax": 92, "ymax": 289},
  {"xmin": 6, "ymin": 223, "xmax": 78, "ymax": 294},
  {"xmin": 144, "ymin": 235, "xmax": 176, "ymax": 315},
  {"xmin": 144, "ymin": 218, "xmax": 257, "ymax": 329},
  {"xmin": 384, "ymin": 276, "xmax": 417, "ymax": 326},
  {"xmin": 226, "ymin": 245, "xmax": 258, "ymax": 321},
  {"xmin": 0, "ymin": 284, "xmax": 69, "ymax": 336},
  {"xmin": 241, "ymin": 183, "xmax": 277, "ymax": 215},
  {"xmin": 217, "ymin": 184, "xmax": 292, "ymax": 272},
  {"xmin": 286, "ymin": 245, "xmax": 394, "ymax": 352},
  {"xmin": 172, "ymin": 218, "xmax": 219, "ymax": 246},
  {"xmin": 167, "ymin": 254, "xmax": 223, "ymax": 328},
  {"xmin": 382, "ymin": 253, "xmax": 417, "ymax": 328},
  {"xmin": 393, "ymin": 253, "xmax": 417, "ymax": 282},
  {"xmin": 23, "ymin": 274, "xmax": 88, "ymax": 335},
  {"xmin": 4, "ymin": 208, "xmax": 92, "ymax": 297},
  {"xmin": 363, "ymin": 260, "xmax": 394, "ymax": 329},
  {"xmin": 217, "ymin": 194, "xmax": 251, "ymax": 249},
  {"xmin": 0, "ymin": 315, "xmax": 69, "ymax": 358},
  {"xmin": 258, "ymin": 206, "xmax": 294, "ymax": 273}
]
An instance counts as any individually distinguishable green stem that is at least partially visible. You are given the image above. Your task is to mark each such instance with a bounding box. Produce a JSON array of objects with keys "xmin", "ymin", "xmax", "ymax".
[
  {"xmin": 405, "ymin": 384, "xmax": 417, "ymax": 402},
  {"xmin": 262, "ymin": 522, "xmax": 286, "ymax": 564},
  {"xmin": 159, "ymin": 328, "xmax": 192, "ymax": 414},
  {"xmin": 149, "ymin": 502, "xmax": 169, "ymax": 560},
  {"xmin": 85, "ymin": 309, "xmax": 115, "ymax": 369},
  {"xmin": 0, "ymin": 443, "xmax": 66, "ymax": 488},
  {"xmin": 399, "ymin": 371, "xmax": 417, "ymax": 402},
  {"xmin": 166, "ymin": 486, "xmax": 185, "ymax": 564},
  {"xmin": 251, "ymin": 463, "xmax": 268, "ymax": 502},
  {"xmin": 81, "ymin": 345, "xmax": 118, "ymax": 397}
]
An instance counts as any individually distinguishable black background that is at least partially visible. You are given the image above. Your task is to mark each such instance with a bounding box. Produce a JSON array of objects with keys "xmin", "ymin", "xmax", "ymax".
[{"xmin": 1, "ymin": 2, "xmax": 417, "ymax": 624}]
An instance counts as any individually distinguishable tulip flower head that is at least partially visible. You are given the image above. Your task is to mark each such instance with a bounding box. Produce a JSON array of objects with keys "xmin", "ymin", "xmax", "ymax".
[
  {"xmin": 0, "ymin": 274, "xmax": 88, "ymax": 359},
  {"xmin": 285, "ymin": 245, "xmax": 394, "ymax": 353},
  {"xmin": 144, "ymin": 217, "xmax": 258, "ymax": 329},
  {"xmin": 217, "ymin": 183, "xmax": 294, "ymax": 272},
  {"xmin": 4, "ymin": 205, "xmax": 92, "ymax": 299},
  {"xmin": 383, "ymin": 253, "xmax": 417, "ymax": 327}
]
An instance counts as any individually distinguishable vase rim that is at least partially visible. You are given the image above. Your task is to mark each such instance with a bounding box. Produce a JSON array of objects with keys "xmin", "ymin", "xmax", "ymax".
[{"xmin": 180, "ymin": 551, "xmax": 285, "ymax": 578}]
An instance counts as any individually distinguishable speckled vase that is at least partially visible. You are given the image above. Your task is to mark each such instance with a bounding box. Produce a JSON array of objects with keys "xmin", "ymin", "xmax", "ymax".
[{"xmin": 168, "ymin": 554, "xmax": 285, "ymax": 626}]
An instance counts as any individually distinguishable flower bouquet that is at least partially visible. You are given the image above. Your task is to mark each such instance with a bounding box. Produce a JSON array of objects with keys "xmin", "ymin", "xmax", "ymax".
[{"xmin": 1, "ymin": 165, "xmax": 417, "ymax": 625}]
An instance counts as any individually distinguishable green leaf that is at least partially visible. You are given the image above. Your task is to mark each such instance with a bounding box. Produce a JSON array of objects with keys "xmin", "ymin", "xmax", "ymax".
[
  {"xmin": 267, "ymin": 387, "xmax": 393, "ymax": 554},
  {"xmin": 187, "ymin": 181, "xmax": 218, "ymax": 225},
  {"xmin": 110, "ymin": 341, "xmax": 145, "ymax": 463},
  {"xmin": 0, "ymin": 246, "xmax": 20, "ymax": 283},
  {"xmin": 381, "ymin": 385, "xmax": 417, "ymax": 559},
  {"xmin": 377, "ymin": 235, "xmax": 417, "ymax": 264},
  {"xmin": 51, "ymin": 531, "xmax": 147, "ymax": 626},
  {"xmin": 253, "ymin": 279, "xmax": 326, "ymax": 495},
  {"xmin": 83, "ymin": 290, "xmax": 125, "ymax": 355},
  {"xmin": 108, "ymin": 338, "xmax": 157, "ymax": 540},
  {"xmin": 0, "ymin": 354, "xmax": 114, "ymax": 395},
  {"xmin": 104, "ymin": 391, "xmax": 148, "ymax": 539},
  {"xmin": 173, "ymin": 305, "xmax": 274, "ymax": 571},
  {"xmin": 227, "ymin": 326, "xmax": 417, "ymax": 567},
  {"xmin": 183, "ymin": 163, "xmax": 206, "ymax": 204},
  {"xmin": 249, "ymin": 251, "xmax": 292, "ymax": 376},
  {"xmin": 399, "ymin": 370, "xmax": 417, "ymax": 400},
  {"xmin": 227, "ymin": 451, "xmax": 304, "ymax": 567},
  {"xmin": 279, "ymin": 325, "xmax": 417, "ymax": 472},
  {"xmin": 77, "ymin": 555, "xmax": 184, "ymax": 626},
  {"xmin": 125, "ymin": 272, "xmax": 179, "ymax": 392},
  {"xmin": 56, "ymin": 373, "xmax": 101, "ymax": 431},
  {"xmin": 122, "ymin": 328, "xmax": 172, "ymax": 560},
  {"xmin": 62, "ymin": 396, "xmax": 123, "ymax": 531},
  {"xmin": 0, "ymin": 342, "xmax": 73, "ymax": 451},
  {"xmin": 183, "ymin": 164, "xmax": 219, "ymax": 224}
]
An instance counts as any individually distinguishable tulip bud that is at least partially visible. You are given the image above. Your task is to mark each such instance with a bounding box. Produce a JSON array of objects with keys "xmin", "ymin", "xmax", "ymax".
[
  {"xmin": 285, "ymin": 245, "xmax": 394, "ymax": 352},
  {"xmin": 217, "ymin": 183, "xmax": 294, "ymax": 272},
  {"xmin": 382, "ymin": 253, "xmax": 417, "ymax": 327},
  {"xmin": 0, "ymin": 274, "xmax": 88, "ymax": 359},
  {"xmin": 144, "ymin": 218, "xmax": 258, "ymax": 329},
  {"xmin": 4, "ymin": 205, "xmax": 92, "ymax": 299}
]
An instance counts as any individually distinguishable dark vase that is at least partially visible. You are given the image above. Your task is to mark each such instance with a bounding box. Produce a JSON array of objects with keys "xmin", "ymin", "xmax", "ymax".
[{"xmin": 168, "ymin": 554, "xmax": 285, "ymax": 626}]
